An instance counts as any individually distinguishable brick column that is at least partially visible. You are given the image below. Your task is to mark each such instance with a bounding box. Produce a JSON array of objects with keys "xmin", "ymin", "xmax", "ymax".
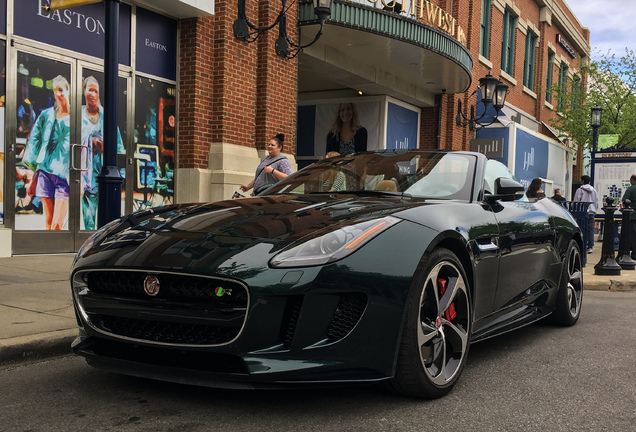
[
  {"xmin": 254, "ymin": 1, "xmax": 298, "ymax": 150},
  {"xmin": 177, "ymin": 1, "xmax": 298, "ymax": 202}
]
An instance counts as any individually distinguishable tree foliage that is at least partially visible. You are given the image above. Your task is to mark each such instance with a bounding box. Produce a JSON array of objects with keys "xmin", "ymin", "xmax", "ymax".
[{"xmin": 548, "ymin": 49, "xmax": 636, "ymax": 150}]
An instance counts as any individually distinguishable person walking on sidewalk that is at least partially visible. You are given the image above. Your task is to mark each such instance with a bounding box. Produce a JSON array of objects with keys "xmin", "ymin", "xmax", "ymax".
[
  {"xmin": 621, "ymin": 174, "xmax": 636, "ymax": 259},
  {"xmin": 574, "ymin": 175, "xmax": 599, "ymax": 254}
]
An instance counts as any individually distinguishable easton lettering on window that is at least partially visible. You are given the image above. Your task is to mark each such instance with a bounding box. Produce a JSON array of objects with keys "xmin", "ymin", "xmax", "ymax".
[{"xmin": 37, "ymin": 0, "xmax": 105, "ymax": 35}]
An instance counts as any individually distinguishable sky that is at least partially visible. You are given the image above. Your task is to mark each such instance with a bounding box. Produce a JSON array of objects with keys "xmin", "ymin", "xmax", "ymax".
[{"xmin": 566, "ymin": 0, "xmax": 636, "ymax": 60}]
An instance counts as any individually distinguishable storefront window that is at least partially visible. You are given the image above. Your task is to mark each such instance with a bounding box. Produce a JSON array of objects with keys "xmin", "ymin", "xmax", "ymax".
[
  {"xmin": 14, "ymin": 52, "xmax": 71, "ymax": 230},
  {"xmin": 133, "ymin": 77, "xmax": 175, "ymax": 210}
]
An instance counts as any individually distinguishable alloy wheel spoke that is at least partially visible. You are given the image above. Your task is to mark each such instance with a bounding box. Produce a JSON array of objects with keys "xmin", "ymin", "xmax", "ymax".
[
  {"xmin": 442, "ymin": 319, "xmax": 469, "ymax": 349},
  {"xmin": 418, "ymin": 320, "xmax": 438, "ymax": 345},
  {"xmin": 568, "ymin": 284, "xmax": 580, "ymax": 313},
  {"xmin": 570, "ymin": 268, "xmax": 582, "ymax": 284},
  {"xmin": 427, "ymin": 330, "xmax": 447, "ymax": 383},
  {"xmin": 439, "ymin": 276, "xmax": 464, "ymax": 314}
]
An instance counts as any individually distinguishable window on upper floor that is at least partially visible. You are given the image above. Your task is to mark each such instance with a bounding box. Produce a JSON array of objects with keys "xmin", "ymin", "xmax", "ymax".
[
  {"xmin": 571, "ymin": 75, "xmax": 581, "ymax": 110},
  {"xmin": 523, "ymin": 31, "xmax": 537, "ymax": 90},
  {"xmin": 501, "ymin": 9, "xmax": 517, "ymax": 75},
  {"xmin": 557, "ymin": 62, "xmax": 569, "ymax": 111},
  {"xmin": 546, "ymin": 51, "xmax": 554, "ymax": 103},
  {"xmin": 480, "ymin": 0, "xmax": 491, "ymax": 58}
]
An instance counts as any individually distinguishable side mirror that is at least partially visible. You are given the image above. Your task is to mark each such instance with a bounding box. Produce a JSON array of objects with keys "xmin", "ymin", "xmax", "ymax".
[{"xmin": 485, "ymin": 177, "xmax": 525, "ymax": 202}]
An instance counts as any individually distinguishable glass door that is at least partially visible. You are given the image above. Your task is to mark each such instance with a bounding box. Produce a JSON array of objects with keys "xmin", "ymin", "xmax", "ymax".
[
  {"xmin": 11, "ymin": 50, "xmax": 76, "ymax": 253},
  {"xmin": 9, "ymin": 49, "xmax": 130, "ymax": 254},
  {"xmin": 76, "ymin": 67, "xmax": 129, "ymax": 248}
]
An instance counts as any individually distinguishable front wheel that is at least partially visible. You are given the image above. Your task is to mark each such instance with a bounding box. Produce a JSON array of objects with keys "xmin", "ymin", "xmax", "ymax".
[
  {"xmin": 387, "ymin": 248, "xmax": 471, "ymax": 399},
  {"xmin": 551, "ymin": 239, "xmax": 583, "ymax": 326}
]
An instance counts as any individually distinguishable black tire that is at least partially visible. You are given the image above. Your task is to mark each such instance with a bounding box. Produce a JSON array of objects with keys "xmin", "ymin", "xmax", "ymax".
[
  {"xmin": 551, "ymin": 239, "xmax": 583, "ymax": 326},
  {"xmin": 387, "ymin": 248, "xmax": 471, "ymax": 399}
]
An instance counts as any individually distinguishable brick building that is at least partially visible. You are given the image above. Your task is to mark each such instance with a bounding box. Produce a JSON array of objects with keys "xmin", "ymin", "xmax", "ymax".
[
  {"xmin": 178, "ymin": 0, "xmax": 589, "ymax": 203},
  {"xmin": 0, "ymin": 0, "xmax": 590, "ymax": 255}
]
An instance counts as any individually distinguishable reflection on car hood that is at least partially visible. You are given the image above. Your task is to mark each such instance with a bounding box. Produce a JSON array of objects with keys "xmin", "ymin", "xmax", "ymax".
[{"xmin": 75, "ymin": 195, "xmax": 428, "ymax": 274}]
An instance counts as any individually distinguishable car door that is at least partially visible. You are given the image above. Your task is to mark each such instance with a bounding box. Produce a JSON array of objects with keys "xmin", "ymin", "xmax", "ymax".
[{"xmin": 491, "ymin": 199, "xmax": 556, "ymax": 311}]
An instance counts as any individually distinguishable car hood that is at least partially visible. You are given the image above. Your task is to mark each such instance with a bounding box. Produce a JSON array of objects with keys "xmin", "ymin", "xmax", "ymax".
[{"xmin": 73, "ymin": 194, "xmax": 428, "ymax": 275}]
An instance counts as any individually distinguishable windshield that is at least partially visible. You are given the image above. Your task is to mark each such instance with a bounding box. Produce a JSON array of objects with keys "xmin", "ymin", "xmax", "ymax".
[{"xmin": 265, "ymin": 150, "xmax": 477, "ymax": 201}]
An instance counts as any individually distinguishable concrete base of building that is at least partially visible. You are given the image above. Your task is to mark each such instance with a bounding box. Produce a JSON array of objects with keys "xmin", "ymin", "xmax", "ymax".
[{"xmin": 0, "ymin": 228, "xmax": 11, "ymax": 257}]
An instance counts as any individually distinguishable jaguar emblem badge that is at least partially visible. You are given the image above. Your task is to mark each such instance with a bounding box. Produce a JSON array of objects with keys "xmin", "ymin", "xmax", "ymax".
[{"xmin": 143, "ymin": 275, "xmax": 160, "ymax": 296}]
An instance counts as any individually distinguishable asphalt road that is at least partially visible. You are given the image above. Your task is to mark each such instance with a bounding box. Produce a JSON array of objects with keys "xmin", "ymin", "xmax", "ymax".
[{"xmin": 1, "ymin": 290, "xmax": 635, "ymax": 432}]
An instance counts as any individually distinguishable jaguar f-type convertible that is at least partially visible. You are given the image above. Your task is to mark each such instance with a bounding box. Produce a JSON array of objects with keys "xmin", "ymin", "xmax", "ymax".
[{"xmin": 70, "ymin": 150, "xmax": 583, "ymax": 399}]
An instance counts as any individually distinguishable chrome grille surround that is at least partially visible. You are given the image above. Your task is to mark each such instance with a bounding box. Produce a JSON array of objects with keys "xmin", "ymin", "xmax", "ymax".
[{"xmin": 72, "ymin": 269, "xmax": 250, "ymax": 348}]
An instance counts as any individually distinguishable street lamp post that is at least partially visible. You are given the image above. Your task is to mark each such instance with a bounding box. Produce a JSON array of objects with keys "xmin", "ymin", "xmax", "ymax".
[
  {"xmin": 590, "ymin": 105, "xmax": 602, "ymax": 152},
  {"xmin": 233, "ymin": 0, "xmax": 333, "ymax": 59},
  {"xmin": 97, "ymin": 0, "xmax": 124, "ymax": 228},
  {"xmin": 456, "ymin": 74, "xmax": 509, "ymax": 130}
]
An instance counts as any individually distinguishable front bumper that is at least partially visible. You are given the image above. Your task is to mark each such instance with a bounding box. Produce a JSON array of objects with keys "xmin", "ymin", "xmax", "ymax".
[{"xmin": 70, "ymin": 220, "xmax": 431, "ymax": 387}]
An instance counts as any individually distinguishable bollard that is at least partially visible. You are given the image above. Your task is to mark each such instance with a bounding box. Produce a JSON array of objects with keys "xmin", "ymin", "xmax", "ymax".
[
  {"xmin": 617, "ymin": 199, "xmax": 635, "ymax": 270},
  {"xmin": 594, "ymin": 197, "xmax": 622, "ymax": 275}
]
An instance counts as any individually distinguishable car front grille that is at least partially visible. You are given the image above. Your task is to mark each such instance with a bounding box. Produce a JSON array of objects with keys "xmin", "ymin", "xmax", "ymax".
[
  {"xmin": 85, "ymin": 271, "xmax": 247, "ymax": 305},
  {"xmin": 74, "ymin": 270, "xmax": 249, "ymax": 347},
  {"xmin": 94, "ymin": 315, "xmax": 240, "ymax": 345}
]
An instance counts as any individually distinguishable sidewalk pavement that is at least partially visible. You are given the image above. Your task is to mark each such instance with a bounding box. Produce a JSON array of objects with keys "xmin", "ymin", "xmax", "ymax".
[{"xmin": 1, "ymin": 245, "xmax": 635, "ymax": 367}]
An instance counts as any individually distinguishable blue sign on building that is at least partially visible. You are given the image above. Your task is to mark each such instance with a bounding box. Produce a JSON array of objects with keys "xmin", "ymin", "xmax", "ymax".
[
  {"xmin": 386, "ymin": 102, "xmax": 418, "ymax": 150},
  {"xmin": 15, "ymin": 0, "xmax": 131, "ymax": 65},
  {"xmin": 136, "ymin": 7, "xmax": 177, "ymax": 81},
  {"xmin": 515, "ymin": 129, "xmax": 549, "ymax": 188}
]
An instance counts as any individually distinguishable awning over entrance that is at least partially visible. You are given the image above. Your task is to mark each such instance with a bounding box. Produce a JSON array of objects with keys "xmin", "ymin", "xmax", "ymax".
[{"xmin": 297, "ymin": 1, "xmax": 472, "ymax": 107}]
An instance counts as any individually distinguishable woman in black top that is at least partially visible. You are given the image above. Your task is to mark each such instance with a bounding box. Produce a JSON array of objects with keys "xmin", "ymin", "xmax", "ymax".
[{"xmin": 326, "ymin": 102, "xmax": 367, "ymax": 155}]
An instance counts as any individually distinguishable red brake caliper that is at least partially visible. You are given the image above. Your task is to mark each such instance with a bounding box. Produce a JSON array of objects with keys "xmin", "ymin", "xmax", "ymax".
[{"xmin": 437, "ymin": 277, "xmax": 457, "ymax": 321}]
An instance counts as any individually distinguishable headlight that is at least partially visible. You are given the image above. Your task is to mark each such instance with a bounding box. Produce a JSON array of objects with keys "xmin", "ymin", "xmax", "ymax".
[{"xmin": 270, "ymin": 216, "xmax": 401, "ymax": 268}]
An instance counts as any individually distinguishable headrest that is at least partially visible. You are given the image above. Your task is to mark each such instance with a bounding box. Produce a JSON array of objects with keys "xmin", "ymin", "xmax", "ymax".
[{"xmin": 375, "ymin": 180, "xmax": 398, "ymax": 192}]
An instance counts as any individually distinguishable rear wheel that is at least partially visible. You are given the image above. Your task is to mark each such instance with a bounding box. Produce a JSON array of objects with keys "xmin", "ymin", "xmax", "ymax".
[
  {"xmin": 388, "ymin": 248, "xmax": 471, "ymax": 399},
  {"xmin": 551, "ymin": 240, "xmax": 583, "ymax": 326}
]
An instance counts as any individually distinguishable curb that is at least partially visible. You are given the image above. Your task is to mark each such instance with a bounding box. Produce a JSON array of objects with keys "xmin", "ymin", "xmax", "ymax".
[
  {"xmin": 584, "ymin": 279, "xmax": 636, "ymax": 291},
  {"xmin": 0, "ymin": 329, "xmax": 76, "ymax": 366},
  {"xmin": 608, "ymin": 280, "xmax": 636, "ymax": 291}
]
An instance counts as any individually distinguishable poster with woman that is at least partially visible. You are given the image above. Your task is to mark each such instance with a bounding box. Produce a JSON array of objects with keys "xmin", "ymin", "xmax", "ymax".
[
  {"xmin": 14, "ymin": 53, "xmax": 71, "ymax": 231},
  {"xmin": 79, "ymin": 72, "xmax": 126, "ymax": 230},
  {"xmin": 296, "ymin": 99, "xmax": 381, "ymax": 169},
  {"xmin": 296, "ymin": 97, "xmax": 420, "ymax": 169}
]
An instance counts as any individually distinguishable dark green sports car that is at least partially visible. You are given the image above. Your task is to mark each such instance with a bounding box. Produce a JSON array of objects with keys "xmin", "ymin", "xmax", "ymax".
[{"xmin": 70, "ymin": 150, "xmax": 583, "ymax": 399}]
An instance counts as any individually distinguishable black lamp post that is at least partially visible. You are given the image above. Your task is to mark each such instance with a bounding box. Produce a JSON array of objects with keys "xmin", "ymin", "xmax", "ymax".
[
  {"xmin": 234, "ymin": 0, "xmax": 333, "ymax": 59},
  {"xmin": 591, "ymin": 105, "xmax": 602, "ymax": 152},
  {"xmin": 97, "ymin": 0, "xmax": 124, "ymax": 228},
  {"xmin": 456, "ymin": 74, "xmax": 509, "ymax": 130},
  {"xmin": 594, "ymin": 197, "xmax": 622, "ymax": 275}
]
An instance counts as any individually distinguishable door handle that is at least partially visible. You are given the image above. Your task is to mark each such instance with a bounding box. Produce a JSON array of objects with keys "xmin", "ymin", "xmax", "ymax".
[
  {"xmin": 476, "ymin": 237, "xmax": 499, "ymax": 252},
  {"xmin": 477, "ymin": 242, "xmax": 499, "ymax": 252},
  {"xmin": 71, "ymin": 143, "xmax": 89, "ymax": 171}
]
